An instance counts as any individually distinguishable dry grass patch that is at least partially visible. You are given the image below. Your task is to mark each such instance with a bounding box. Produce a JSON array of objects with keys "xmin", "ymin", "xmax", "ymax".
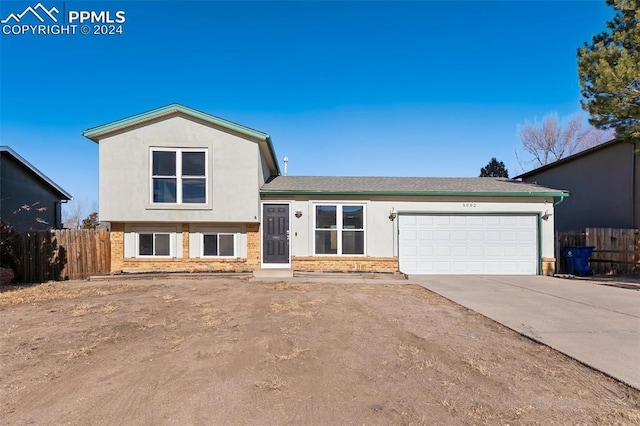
[
  {"xmin": 270, "ymin": 299, "xmax": 325, "ymax": 313},
  {"xmin": 135, "ymin": 318, "xmax": 176, "ymax": 330},
  {"xmin": 397, "ymin": 342, "xmax": 433, "ymax": 370},
  {"xmin": 71, "ymin": 303, "xmax": 117, "ymax": 317},
  {"xmin": 202, "ymin": 314, "xmax": 232, "ymax": 329},
  {"xmin": 255, "ymin": 377, "xmax": 285, "ymax": 390},
  {"xmin": 273, "ymin": 345, "xmax": 309, "ymax": 361},
  {"xmin": 272, "ymin": 282, "xmax": 308, "ymax": 292},
  {"xmin": 59, "ymin": 332, "xmax": 121, "ymax": 360},
  {"xmin": 164, "ymin": 333, "xmax": 185, "ymax": 349},
  {"xmin": 0, "ymin": 283, "xmax": 133, "ymax": 306},
  {"xmin": 464, "ymin": 356, "xmax": 491, "ymax": 377}
]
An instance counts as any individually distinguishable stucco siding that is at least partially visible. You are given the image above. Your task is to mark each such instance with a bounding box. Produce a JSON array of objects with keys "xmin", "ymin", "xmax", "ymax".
[
  {"xmin": 264, "ymin": 196, "xmax": 555, "ymax": 263},
  {"xmin": 520, "ymin": 142, "xmax": 635, "ymax": 231},
  {"xmin": 98, "ymin": 114, "xmax": 261, "ymax": 223}
]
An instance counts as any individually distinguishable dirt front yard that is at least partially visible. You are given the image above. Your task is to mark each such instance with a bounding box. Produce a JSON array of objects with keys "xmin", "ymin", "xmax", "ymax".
[{"xmin": 1, "ymin": 277, "xmax": 639, "ymax": 425}]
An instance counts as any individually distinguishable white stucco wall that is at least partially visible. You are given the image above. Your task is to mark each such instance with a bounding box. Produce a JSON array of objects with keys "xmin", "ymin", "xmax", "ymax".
[
  {"xmin": 266, "ymin": 196, "xmax": 556, "ymax": 262},
  {"xmin": 98, "ymin": 114, "xmax": 263, "ymax": 223}
]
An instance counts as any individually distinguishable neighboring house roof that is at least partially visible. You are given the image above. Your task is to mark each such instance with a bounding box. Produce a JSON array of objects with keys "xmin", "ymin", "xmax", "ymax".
[
  {"xmin": 261, "ymin": 176, "xmax": 568, "ymax": 197},
  {"xmin": 514, "ymin": 138, "xmax": 631, "ymax": 179},
  {"xmin": 0, "ymin": 146, "xmax": 72, "ymax": 200},
  {"xmin": 82, "ymin": 103, "xmax": 281, "ymax": 176}
]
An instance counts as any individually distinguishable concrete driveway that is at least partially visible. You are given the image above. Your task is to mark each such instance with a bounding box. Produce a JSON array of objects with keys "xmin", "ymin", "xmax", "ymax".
[{"xmin": 410, "ymin": 275, "xmax": 640, "ymax": 390}]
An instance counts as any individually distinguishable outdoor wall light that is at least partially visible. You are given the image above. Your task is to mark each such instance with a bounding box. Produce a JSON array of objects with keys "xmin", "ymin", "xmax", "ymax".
[
  {"xmin": 295, "ymin": 210, "xmax": 303, "ymax": 218},
  {"xmin": 541, "ymin": 210, "xmax": 553, "ymax": 221},
  {"xmin": 388, "ymin": 209, "xmax": 397, "ymax": 221}
]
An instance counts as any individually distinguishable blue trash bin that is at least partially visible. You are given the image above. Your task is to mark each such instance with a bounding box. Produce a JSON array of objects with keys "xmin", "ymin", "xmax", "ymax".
[{"xmin": 562, "ymin": 246, "xmax": 595, "ymax": 276}]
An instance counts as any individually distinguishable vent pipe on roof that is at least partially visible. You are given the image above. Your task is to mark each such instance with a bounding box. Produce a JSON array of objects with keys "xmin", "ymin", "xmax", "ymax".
[{"xmin": 283, "ymin": 156, "xmax": 288, "ymax": 176}]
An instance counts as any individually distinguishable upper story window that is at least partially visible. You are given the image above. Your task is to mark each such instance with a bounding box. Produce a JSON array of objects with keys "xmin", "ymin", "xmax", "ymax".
[
  {"xmin": 314, "ymin": 204, "xmax": 365, "ymax": 255},
  {"xmin": 151, "ymin": 149, "xmax": 207, "ymax": 204}
]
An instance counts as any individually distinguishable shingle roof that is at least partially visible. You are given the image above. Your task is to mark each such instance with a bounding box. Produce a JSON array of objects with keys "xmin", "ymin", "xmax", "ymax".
[{"xmin": 261, "ymin": 176, "xmax": 567, "ymax": 197}]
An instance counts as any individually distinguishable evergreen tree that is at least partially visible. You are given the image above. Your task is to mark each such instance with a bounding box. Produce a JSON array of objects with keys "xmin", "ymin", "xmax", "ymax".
[
  {"xmin": 577, "ymin": 0, "xmax": 640, "ymax": 139},
  {"xmin": 479, "ymin": 158, "xmax": 509, "ymax": 178}
]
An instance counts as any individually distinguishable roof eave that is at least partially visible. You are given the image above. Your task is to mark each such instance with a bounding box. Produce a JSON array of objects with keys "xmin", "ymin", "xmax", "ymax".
[
  {"xmin": 260, "ymin": 190, "xmax": 569, "ymax": 197},
  {"xmin": 515, "ymin": 138, "xmax": 623, "ymax": 179},
  {"xmin": 82, "ymin": 103, "xmax": 271, "ymax": 143},
  {"xmin": 265, "ymin": 136, "xmax": 281, "ymax": 176},
  {"xmin": 0, "ymin": 146, "xmax": 73, "ymax": 200},
  {"xmin": 83, "ymin": 103, "xmax": 281, "ymax": 176}
]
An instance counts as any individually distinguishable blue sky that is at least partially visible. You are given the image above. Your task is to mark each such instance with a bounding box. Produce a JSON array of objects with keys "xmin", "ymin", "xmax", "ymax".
[{"xmin": 0, "ymin": 1, "xmax": 612, "ymax": 217}]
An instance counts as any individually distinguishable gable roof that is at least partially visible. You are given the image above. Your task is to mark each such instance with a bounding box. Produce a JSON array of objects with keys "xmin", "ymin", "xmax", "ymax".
[
  {"xmin": 514, "ymin": 138, "xmax": 630, "ymax": 179},
  {"xmin": 0, "ymin": 146, "xmax": 72, "ymax": 200},
  {"xmin": 82, "ymin": 103, "xmax": 281, "ymax": 176},
  {"xmin": 261, "ymin": 176, "xmax": 568, "ymax": 197}
]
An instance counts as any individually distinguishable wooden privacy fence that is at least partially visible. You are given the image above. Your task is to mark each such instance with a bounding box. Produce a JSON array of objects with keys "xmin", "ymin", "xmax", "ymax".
[
  {"xmin": 11, "ymin": 229, "xmax": 111, "ymax": 283},
  {"xmin": 557, "ymin": 228, "xmax": 640, "ymax": 275}
]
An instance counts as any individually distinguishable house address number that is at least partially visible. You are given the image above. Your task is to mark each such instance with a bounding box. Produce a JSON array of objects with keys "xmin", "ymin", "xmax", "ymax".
[{"xmin": 462, "ymin": 203, "xmax": 477, "ymax": 207}]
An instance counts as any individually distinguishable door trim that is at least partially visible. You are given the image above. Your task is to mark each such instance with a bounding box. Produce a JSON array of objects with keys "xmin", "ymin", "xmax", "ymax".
[{"xmin": 261, "ymin": 202, "xmax": 292, "ymax": 268}]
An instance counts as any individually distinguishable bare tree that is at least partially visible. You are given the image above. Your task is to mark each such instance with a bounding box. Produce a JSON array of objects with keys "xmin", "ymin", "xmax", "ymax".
[
  {"xmin": 62, "ymin": 199, "xmax": 97, "ymax": 229},
  {"xmin": 516, "ymin": 113, "xmax": 614, "ymax": 169}
]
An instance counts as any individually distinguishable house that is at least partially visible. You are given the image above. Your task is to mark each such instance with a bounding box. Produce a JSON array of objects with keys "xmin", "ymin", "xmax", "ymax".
[
  {"xmin": 515, "ymin": 139, "xmax": 639, "ymax": 232},
  {"xmin": 0, "ymin": 146, "xmax": 72, "ymax": 233},
  {"xmin": 83, "ymin": 104, "xmax": 568, "ymax": 276}
]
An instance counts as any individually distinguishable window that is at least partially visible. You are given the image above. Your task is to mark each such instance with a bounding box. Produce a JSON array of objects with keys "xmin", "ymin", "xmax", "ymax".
[
  {"xmin": 314, "ymin": 204, "xmax": 365, "ymax": 255},
  {"xmin": 152, "ymin": 149, "xmax": 207, "ymax": 204},
  {"xmin": 202, "ymin": 233, "xmax": 235, "ymax": 257},
  {"xmin": 138, "ymin": 233, "xmax": 171, "ymax": 256}
]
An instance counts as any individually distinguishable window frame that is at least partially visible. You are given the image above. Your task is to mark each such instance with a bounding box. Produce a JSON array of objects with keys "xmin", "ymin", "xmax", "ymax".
[
  {"xmin": 136, "ymin": 232, "xmax": 173, "ymax": 257},
  {"xmin": 313, "ymin": 203, "xmax": 366, "ymax": 256},
  {"xmin": 150, "ymin": 148, "xmax": 208, "ymax": 205},
  {"xmin": 201, "ymin": 232, "xmax": 237, "ymax": 258}
]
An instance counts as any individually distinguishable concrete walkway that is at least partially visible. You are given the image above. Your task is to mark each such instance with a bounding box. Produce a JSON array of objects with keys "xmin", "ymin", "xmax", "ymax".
[{"xmin": 410, "ymin": 275, "xmax": 640, "ymax": 390}]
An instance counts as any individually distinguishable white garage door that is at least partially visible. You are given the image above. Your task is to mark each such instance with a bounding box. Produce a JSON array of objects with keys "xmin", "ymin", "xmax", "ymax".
[{"xmin": 399, "ymin": 215, "xmax": 537, "ymax": 275}]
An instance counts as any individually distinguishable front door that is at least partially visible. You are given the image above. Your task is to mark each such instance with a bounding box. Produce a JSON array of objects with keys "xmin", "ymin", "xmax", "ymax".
[{"xmin": 263, "ymin": 204, "xmax": 290, "ymax": 265}]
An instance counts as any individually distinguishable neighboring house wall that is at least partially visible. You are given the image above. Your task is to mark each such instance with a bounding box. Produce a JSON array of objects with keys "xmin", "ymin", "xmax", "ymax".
[
  {"xmin": 98, "ymin": 114, "xmax": 263, "ymax": 223},
  {"xmin": 0, "ymin": 153, "xmax": 64, "ymax": 232},
  {"xmin": 519, "ymin": 141, "xmax": 637, "ymax": 231}
]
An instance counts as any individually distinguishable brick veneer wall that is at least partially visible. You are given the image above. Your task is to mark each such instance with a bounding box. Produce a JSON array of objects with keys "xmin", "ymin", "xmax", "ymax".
[
  {"xmin": 246, "ymin": 223, "xmax": 261, "ymax": 269},
  {"xmin": 541, "ymin": 257, "xmax": 555, "ymax": 276},
  {"xmin": 292, "ymin": 256, "xmax": 398, "ymax": 273},
  {"xmin": 108, "ymin": 222, "xmax": 260, "ymax": 273}
]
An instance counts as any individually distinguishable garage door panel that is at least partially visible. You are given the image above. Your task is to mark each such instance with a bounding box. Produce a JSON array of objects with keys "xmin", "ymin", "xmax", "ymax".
[
  {"xmin": 468, "ymin": 245, "xmax": 484, "ymax": 256},
  {"xmin": 451, "ymin": 216, "xmax": 467, "ymax": 225},
  {"xmin": 451, "ymin": 246, "xmax": 467, "ymax": 256},
  {"xmin": 435, "ymin": 246, "xmax": 450, "ymax": 256},
  {"xmin": 399, "ymin": 215, "xmax": 537, "ymax": 275},
  {"xmin": 435, "ymin": 216, "xmax": 451, "ymax": 225},
  {"xmin": 485, "ymin": 216, "xmax": 501, "ymax": 226},
  {"xmin": 417, "ymin": 216, "xmax": 433, "ymax": 226},
  {"xmin": 417, "ymin": 230, "xmax": 433, "ymax": 240},
  {"xmin": 502, "ymin": 230, "xmax": 518, "ymax": 241},
  {"xmin": 434, "ymin": 230, "xmax": 450, "ymax": 240},
  {"xmin": 416, "ymin": 245, "xmax": 432, "ymax": 256},
  {"xmin": 469, "ymin": 231, "xmax": 484, "ymax": 241}
]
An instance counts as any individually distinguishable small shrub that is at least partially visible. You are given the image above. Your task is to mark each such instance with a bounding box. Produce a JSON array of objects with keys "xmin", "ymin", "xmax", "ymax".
[{"xmin": 0, "ymin": 267, "xmax": 15, "ymax": 286}]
